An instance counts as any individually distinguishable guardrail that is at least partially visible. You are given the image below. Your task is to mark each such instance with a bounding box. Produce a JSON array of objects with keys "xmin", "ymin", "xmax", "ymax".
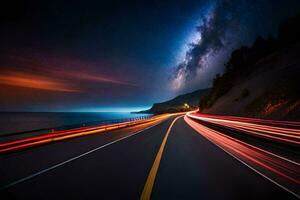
[{"xmin": 0, "ymin": 115, "xmax": 152, "ymax": 139}]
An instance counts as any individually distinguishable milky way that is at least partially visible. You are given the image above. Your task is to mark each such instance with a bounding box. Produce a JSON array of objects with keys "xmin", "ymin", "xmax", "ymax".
[
  {"xmin": 172, "ymin": 0, "xmax": 300, "ymax": 94},
  {"xmin": 1, "ymin": 0, "xmax": 300, "ymax": 111}
]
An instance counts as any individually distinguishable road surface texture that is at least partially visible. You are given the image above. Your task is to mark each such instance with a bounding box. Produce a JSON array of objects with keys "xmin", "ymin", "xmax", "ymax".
[
  {"xmin": 151, "ymin": 117, "xmax": 297, "ymax": 200},
  {"xmin": 0, "ymin": 113, "xmax": 298, "ymax": 200}
]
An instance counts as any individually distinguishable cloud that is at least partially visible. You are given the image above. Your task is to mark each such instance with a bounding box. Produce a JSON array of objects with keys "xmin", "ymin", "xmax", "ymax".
[
  {"xmin": 56, "ymin": 70, "xmax": 138, "ymax": 87},
  {"xmin": 0, "ymin": 54, "xmax": 138, "ymax": 93},
  {"xmin": 0, "ymin": 71, "xmax": 79, "ymax": 92}
]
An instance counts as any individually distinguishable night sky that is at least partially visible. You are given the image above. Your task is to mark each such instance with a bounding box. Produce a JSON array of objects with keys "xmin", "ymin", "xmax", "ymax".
[{"xmin": 1, "ymin": 0, "xmax": 300, "ymax": 112}]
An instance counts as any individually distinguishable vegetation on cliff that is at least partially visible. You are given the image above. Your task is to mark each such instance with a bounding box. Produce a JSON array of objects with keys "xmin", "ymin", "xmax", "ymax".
[
  {"xmin": 199, "ymin": 13, "xmax": 300, "ymax": 120},
  {"xmin": 141, "ymin": 89, "xmax": 209, "ymax": 114}
]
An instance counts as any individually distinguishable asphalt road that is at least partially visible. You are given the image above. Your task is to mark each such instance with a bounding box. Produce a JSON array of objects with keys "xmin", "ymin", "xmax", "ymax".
[
  {"xmin": 0, "ymin": 115, "xmax": 297, "ymax": 199},
  {"xmin": 151, "ymin": 117, "xmax": 297, "ymax": 200}
]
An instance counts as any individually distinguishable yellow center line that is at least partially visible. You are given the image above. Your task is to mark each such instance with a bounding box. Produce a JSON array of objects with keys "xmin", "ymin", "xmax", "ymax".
[{"xmin": 140, "ymin": 115, "xmax": 183, "ymax": 200}]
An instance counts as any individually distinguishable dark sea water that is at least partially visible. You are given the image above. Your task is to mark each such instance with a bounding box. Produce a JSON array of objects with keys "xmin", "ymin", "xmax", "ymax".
[{"xmin": 0, "ymin": 112, "xmax": 152, "ymax": 135}]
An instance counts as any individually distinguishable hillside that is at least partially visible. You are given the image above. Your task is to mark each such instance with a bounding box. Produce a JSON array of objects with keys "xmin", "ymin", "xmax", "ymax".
[
  {"xmin": 199, "ymin": 14, "xmax": 300, "ymax": 121},
  {"xmin": 140, "ymin": 89, "xmax": 209, "ymax": 114}
]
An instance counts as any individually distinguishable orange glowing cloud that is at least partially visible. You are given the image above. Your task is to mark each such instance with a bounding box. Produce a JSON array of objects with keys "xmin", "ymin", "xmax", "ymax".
[
  {"xmin": 1, "ymin": 55, "xmax": 138, "ymax": 88},
  {"xmin": 0, "ymin": 72, "xmax": 79, "ymax": 92},
  {"xmin": 57, "ymin": 70, "xmax": 138, "ymax": 87}
]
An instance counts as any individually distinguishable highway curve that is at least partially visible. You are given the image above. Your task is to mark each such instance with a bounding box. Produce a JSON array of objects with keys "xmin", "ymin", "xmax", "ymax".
[{"xmin": 0, "ymin": 114, "xmax": 298, "ymax": 200}]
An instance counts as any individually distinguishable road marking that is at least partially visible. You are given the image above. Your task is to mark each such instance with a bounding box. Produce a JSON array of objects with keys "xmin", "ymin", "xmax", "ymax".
[
  {"xmin": 0, "ymin": 118, "xmax": 169, "ymax": 191},
  {"xmin": 140, "ymin": 116, "xmax": 182, "ymax": 200}
]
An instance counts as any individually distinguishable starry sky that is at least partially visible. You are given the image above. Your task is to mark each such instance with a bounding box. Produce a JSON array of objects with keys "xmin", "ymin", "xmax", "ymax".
[{"xmin": 0, "ymin": 0, "xmax": 300, "ymax": 112}]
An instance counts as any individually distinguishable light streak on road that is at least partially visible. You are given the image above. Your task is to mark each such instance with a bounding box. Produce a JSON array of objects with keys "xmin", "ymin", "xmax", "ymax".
[
  {"xmin": 187, "ymin": 112, "xmax": 300, "ymax": 145},
  {"xmin": 0, "ymin": 114, "xmax": 173, "ymax": 154},
  {"xmin": 185, "ymin": 113, "xmax": 300, "ymax": 198},
  {"xmin": 192, "ymin": 112, "xmax": 300, "ymax": 127}
]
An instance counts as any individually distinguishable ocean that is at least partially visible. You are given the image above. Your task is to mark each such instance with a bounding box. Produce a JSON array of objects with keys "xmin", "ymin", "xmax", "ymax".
[{"xmin": 0, "ymin": 112, "xmax": 152, "ymax": 135}]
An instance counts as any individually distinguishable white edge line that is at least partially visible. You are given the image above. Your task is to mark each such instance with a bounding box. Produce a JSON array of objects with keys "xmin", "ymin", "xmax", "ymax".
[
  {"xmin": 0, "ymin": 118, "xmax": 168, "ymax": 191},
  {"xmin": 184, "ymin": 116, "xmax": 300, "ymax": 199}
]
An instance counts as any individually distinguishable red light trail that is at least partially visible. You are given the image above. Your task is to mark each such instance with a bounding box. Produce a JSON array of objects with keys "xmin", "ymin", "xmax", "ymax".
[
  {"xmin": 187, "ymin": 112, "xmax": 300, "ymax": 145},
  {"xmin": 185, "ymin": 112, "xmax": 300, "ymax": 198},
  {"xmin": 0, "ymin": 114, "xmax": 172, "ymax": 154}
]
